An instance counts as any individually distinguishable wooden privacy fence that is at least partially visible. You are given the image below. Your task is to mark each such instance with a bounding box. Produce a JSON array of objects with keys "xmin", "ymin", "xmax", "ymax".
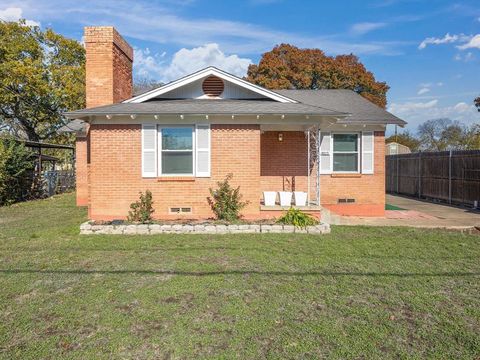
[{"xmin": 386, "ymin": 150, "xmax": 480, "ymax": 208}]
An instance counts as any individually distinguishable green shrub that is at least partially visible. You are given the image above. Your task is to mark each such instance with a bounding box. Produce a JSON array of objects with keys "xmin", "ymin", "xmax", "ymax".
[
  {"xmin": 127, "ymin": 190, "xmax": 154, "ymax": 223},
  {"xmin": 208, "ymin": 173, "xmax": 248, "ymax": 221},
  {"xmin": 0, "ymin": 137, "xmax": 35, "ymax": 206},
  {"xmin": 276, "ymin": 207, "xmax": 319, "ymax": 229}
]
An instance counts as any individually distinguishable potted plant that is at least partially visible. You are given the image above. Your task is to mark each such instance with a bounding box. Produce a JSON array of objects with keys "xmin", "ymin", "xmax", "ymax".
[
  {"xmin": 263, "ymin": 191, "xmax": 277, "ymax": 206},
  {"xmin": 279, "ymin": 191, "xmax": 292, "ymax": 206},
  {"xmin": 294, "ymin": 191, "xmax": 307, "ymax": 206}
]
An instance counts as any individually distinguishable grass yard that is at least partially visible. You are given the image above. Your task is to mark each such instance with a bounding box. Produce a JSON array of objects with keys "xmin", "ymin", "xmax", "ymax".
[{"xmin": 0, "ymin": 194, "xmax": 479, "ymax": 359}]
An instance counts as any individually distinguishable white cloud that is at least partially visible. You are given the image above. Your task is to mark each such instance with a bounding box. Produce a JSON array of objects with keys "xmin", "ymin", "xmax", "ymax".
[
  {"xmin": 457, "ymin": 34, "xmax": 480, "ymax": 50},
  {"xmin": 0, "ymin": 7, "xmax": 40, "ymax": 26},
  {"xmin": 419, "ymin": 32, "xmax": 480, "ymax": 51},
  {"xmin": 454, "ymin": 51, "xmax": 475, "ymax": 62},
  {"xmin": 388, "ymin": 99, "xmax": 480, "ymax": 130},
  {"xmin": 134, "ymin": 43, "xmax": 252, "ymax": 83},
  {"xmin": 389, "ymin": 99, "xmax": 439, "ymax": 113},
  {"xmin": 418, "ymin": 33, "xmax": 464, "ymax": 49},
  {"xmin": 133, "ymin": 48, "xmax": 166, "ymax": 78},
  {"xmin": 350, "ymin": 22, "xmax": 387, "ymax": 35},
  {"xmin": 9, "ymin": 0, "xmax": 404, "ymax": 56},
  {"xmin": 453, "ymin": 102, "xmax": 471, "ymax": 113},
  {"xmin": 416, "ymin": 81, "xmax": 443, "ymax": 96},
  {"xmin": 417, "ymin": 88, "xmax": 430, "ymax": 95}
]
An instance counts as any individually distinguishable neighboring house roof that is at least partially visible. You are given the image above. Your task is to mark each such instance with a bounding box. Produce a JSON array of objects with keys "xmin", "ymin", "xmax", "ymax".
[
  {"xmin": 275, "ymin": 89, "xmax": 406, "ymax": 126},
  {"xmin": 385, "ymin": 141, "xmax": 411, "ymax": 155},
  {"xmin": 65, "ymin": 99, "xmax": 347, "ymax": 118}
]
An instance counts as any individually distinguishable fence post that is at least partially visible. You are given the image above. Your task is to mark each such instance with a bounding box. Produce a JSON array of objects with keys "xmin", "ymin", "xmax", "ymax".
[
  {"xmin": 396, "ymin": 155, "xmax": 399, "ymax": 193},
  {"xmin": 448, "ymin": 150, "xmax": 452, "ymax": 204},
  {"xmin": 418, "ymin": 152, "xmax": 421, "ymax": 198}
]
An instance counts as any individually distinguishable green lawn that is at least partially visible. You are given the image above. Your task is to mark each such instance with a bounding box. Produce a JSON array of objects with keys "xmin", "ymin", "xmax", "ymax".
[{"xmin": 0, "ymin": 194, "xmax": 479, "ymax": 359}]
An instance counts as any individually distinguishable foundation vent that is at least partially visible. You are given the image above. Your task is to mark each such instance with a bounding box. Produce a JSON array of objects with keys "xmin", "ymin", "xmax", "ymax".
[
  {"xmin": 169, "ymin": 207, "xmax": 192, "ymax": 214},
  {"xmin": 338, "ymin": 198, "xmax": 355, "ymax": 204}
]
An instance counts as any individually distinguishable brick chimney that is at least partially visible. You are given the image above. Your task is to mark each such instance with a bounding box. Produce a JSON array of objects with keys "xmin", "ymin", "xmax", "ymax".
[
  {"xmin": 84, "ymin": 26, "xmax": 133, "ymax": 107},
  {"xmin": 76, "ymin": 27, "xmax": 133, "ymax": 207}
]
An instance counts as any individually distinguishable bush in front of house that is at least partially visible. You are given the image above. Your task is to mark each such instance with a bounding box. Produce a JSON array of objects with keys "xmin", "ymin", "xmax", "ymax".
[
  {"xmin": 0, "ymin": 137, "xmax": 35, "ymax": 206},
  {"xmin": 128, "ymin": 190, "xmax": 154, "ymax": 223},
  {"xmin": 208, "ymin": 173, "xmax": 248, "ymax": 222},
  {"xmin": 276, "ymin": 207, "xmax": 319, "ymax": 229}
]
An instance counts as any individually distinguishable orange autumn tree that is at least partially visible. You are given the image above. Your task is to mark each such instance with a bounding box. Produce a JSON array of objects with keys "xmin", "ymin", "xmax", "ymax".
[{"xmin": 246, "ymin": 44, "xmax": 389, "ymax": 108}]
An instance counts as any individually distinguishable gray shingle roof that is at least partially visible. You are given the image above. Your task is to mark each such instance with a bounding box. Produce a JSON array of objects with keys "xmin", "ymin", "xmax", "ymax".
[
  {"xmin": 58, "ymin": 119, "xmax": 86, "ymax": 133},
  {"xmin": 64, "ymin": 99, "xmax": 346, "ymax": 118},
  {"xmin": 64, "ymin": 88, "xmax": 406, "ymax": 127},
  {"xmin": 275, "ymin": 89, "xmax": 406, "ymax": 126}
]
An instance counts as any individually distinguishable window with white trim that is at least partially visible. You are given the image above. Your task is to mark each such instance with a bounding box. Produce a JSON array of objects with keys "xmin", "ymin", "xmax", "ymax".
[
  {"xmin": 159, "ymin": 126, "xmax": 194, "ymax": 175},
  {"xmin": 332, "ymin": 133, "xmax": 359, "ymax": 173}
]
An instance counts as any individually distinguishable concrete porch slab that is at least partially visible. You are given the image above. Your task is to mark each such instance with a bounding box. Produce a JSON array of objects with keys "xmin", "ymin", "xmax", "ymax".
[{"xmin": 330, "ymin": 194, "xmax": 480, "ymax": 229}]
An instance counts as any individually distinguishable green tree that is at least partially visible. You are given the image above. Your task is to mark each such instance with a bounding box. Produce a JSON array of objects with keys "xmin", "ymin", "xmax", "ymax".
[
  {"xmin": 417, "ymin": 118, "xmax": 477, "ymax": 151},
  {"xmin": 475, "ymin": 96, "xmax": 480, "ymax": 112},
  {"xmin": 385, "ymin": 131, "xmax": 421, "ymax": 152},
  {"xmin": 0, "ymin": 137, "xmax": 35, "ymax": 205},
  {"xmin": 465, "ymin": 124, "xmax": 480, "ymax": 149},
  {"xmin": 246, "ymin": 44, "xmax": 389, "ymax": 108},
  {"xmin": 0, "ymin": 20, "xmax": 85, "ymax": 142},
  {"xmin": 133, "ymin": 78, "xmax": 163, "ymax": 96}
]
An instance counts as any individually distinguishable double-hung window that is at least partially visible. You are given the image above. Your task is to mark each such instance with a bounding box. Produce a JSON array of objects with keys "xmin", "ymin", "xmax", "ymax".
[
  {"xmin": 159, "ymin": 126, "xmax": 194, "ymax": 175},
  {"xmin": 332, "ymin": 133, "xmax": 359, "ymax": 173}
]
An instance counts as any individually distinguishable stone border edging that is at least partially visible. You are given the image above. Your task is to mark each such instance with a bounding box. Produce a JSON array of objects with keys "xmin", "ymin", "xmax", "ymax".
[{"xmin": 80, "ymin": 222, "xmax": 331, "ymax": 235}]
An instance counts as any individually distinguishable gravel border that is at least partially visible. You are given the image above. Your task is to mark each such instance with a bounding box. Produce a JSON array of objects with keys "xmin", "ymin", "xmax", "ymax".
[{"xmin": 80, "ymin": 222, "xmax": 330, "ymax": 235}]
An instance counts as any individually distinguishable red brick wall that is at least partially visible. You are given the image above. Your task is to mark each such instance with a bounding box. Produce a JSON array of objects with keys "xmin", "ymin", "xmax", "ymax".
[
  {"xmin": 321, "ymin": 131, "xmax": 386, "ymax": 216},
  {"xmin": 260, "ymin": 131, "xmax": 311, "ymax": 197},
  {"xmin": 88, "ymin": 124, "xmax": 261, "ymax": 220},
  {"xmin": 75, "ymin": 136, "xmax": 88, "ymax": 206},
  {"xmin": 87, "ymin": 127, "xmax": 385, "ymax": 219},
  {"xmin": 260, "ymin": 130, "xmax": 386, "ymax": 217}
]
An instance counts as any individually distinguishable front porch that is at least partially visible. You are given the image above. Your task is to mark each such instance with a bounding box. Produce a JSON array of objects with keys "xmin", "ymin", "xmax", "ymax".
[{"xmin": 258, "ymin": 126, "xmax": 321, "ymax": 217}]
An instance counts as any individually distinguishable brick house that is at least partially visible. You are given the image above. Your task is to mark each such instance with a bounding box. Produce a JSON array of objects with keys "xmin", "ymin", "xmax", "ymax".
[{"xmin": 64, "ymin": 26, "xmax": 406, "ymax": 221}]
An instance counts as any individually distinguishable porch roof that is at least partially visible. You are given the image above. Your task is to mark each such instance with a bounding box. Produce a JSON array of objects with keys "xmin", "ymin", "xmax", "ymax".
[{"xmin": 64, "ymin": 99, "xmax": 348, "ymax": 119}]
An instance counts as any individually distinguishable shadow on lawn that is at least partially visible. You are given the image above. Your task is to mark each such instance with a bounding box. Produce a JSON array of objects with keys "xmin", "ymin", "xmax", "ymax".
[{"xmin": 0, "ymin": 269, "xmax": 479, "ymax": 277}]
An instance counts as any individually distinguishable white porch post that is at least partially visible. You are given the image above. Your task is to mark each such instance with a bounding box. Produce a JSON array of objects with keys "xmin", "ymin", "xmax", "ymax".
[{"xmin": 317, "ymin": 127, "xmax": 321, "ymax": 206}]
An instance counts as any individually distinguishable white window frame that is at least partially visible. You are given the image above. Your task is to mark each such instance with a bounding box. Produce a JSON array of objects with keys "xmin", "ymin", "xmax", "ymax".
[
  {"xmin": 331, "ymin": 132, "xmax": 361, "ymax": 174},
  {"xmin": 158, "ymin": 125, "xmax": 196, "ymax": 177}
]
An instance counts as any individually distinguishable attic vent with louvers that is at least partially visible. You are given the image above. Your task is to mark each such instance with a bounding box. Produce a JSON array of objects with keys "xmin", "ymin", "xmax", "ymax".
[{"xmin": 202, "ymin": 75, "xmax": 224, "ymax": 97}]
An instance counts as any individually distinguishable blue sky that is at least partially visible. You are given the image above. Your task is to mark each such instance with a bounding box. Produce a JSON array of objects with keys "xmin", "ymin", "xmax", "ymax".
[{"xmin": 1, "ymin": 0, "xmax": 479, "ymax": 133}]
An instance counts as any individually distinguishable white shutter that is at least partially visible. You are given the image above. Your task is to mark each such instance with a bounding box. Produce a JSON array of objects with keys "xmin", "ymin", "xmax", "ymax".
[
  {"xmin": 362, "ymin": 131, "xmax": 374, "ymax": 174},
  {"xmin": 142, "ymin": 124, "xmax": 157, "ymax": 177},
  {"xmin": 319, "ymin": 131, "xmax": 332, "ymax": 174},
  {"xmin": 195, "ymin": 124, "xmax": 210, "ymax": 177}
]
